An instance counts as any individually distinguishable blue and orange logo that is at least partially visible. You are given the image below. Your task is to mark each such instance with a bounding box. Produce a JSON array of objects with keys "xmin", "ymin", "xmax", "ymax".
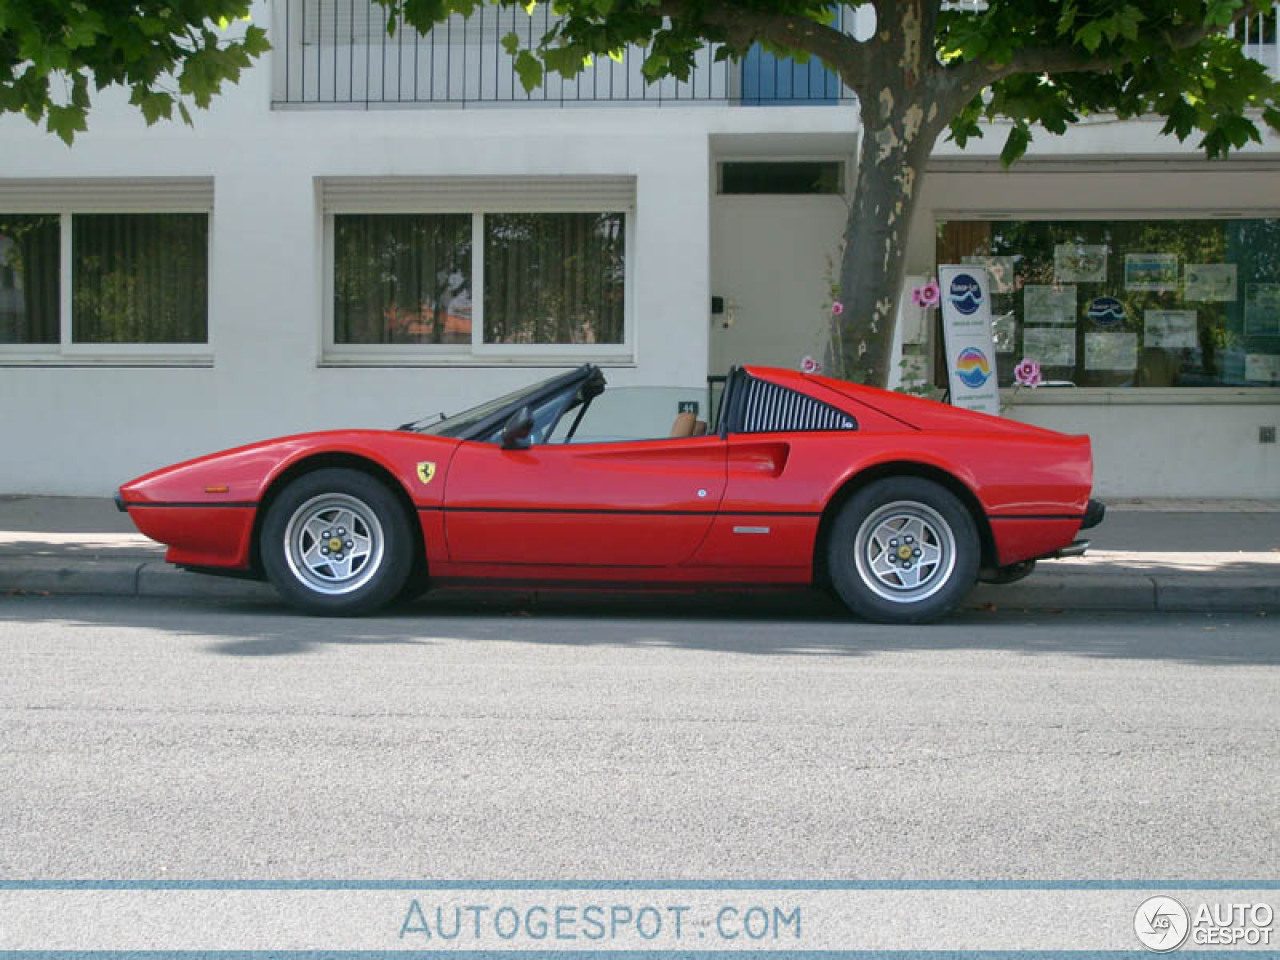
[
  {"xmin": 948, "ymin": 273, "xmax": 983, "ymax": 315},
  {"xmin": 955, "ymin": 346, "xmax": 992, "ymax": 388}
]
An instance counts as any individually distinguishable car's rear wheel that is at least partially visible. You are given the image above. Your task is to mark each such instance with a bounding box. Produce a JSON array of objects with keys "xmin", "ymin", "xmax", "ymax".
[
  {"xmin": 828, "ymin": 477, "xmax": 979, "ymax": 624},
  {"xmin": 261, "ymin": 468, "xmax": 412, "ymax": 615}
]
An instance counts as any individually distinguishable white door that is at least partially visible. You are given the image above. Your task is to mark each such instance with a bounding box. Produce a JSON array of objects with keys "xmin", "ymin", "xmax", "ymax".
[{"xmin": 708, "ymin": 192, "xmax": 849, "ymax": 376}]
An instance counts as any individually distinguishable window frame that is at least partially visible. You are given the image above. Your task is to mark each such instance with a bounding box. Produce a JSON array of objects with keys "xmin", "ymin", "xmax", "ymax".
[
  {"xmin": 322, "ymin": 206, "xmax": 636, "ymax": 366},
  {"xmin": 933, "ymin": 206, "xmax": 1280, "ymax": 402}
]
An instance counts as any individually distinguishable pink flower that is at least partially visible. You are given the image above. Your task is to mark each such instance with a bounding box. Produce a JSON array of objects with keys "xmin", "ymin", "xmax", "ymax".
[
  {"xmin": 1013, "ymin": 358, "xmax": 1043, "ymax": 388},
  {"xmin": 800, "ymin": 355, "xmax": 823, "ymax": 374},
  {"xmin": 830, "ymin": 301, "xmax": 844, "ymax": 317},
  {"xmin": 911, "ymin": 280, "xmax": 941, "ymax": 309}
]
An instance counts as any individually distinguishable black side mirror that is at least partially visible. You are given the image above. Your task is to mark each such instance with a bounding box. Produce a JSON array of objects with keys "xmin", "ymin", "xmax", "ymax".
[{"xmin": 501, "ymin": 406, "xmax": 535, "ymax": 450}]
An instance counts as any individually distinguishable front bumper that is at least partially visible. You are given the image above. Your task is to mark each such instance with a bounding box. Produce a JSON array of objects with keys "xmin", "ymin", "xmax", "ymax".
[
  {"xmin": 114, "ymin": 492, "xmax": 128, "ymax": 513},
  {"xmin": 1082, "ymin": 498, "xmax": 1106, "ymax": 530}
]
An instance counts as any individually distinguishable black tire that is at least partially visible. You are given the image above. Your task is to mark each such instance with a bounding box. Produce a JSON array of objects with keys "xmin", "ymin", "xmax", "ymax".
[
  {"xmin": 827, "ymin": 477, "xmax": 980, "ymax": 624},
  {"xmin": 260, "ymin": 468, "xmax": 413, "ymax": 616}
]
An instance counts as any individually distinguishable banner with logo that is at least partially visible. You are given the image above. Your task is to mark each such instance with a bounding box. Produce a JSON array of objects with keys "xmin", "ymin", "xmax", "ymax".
[{"xmin": 938, "ymin": 264, "xmax": 1001, "ymax": 416}]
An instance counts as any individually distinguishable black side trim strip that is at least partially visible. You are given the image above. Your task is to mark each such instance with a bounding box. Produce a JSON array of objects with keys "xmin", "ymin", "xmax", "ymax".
[
  {"xmin": 418, "ymin": 506, "xmax": 821, "ymax": 518},
  {"xmin": 988, "ymin": 513, "xmax": 1086, "ymax": 521},
  {"xmin": 124, "ymin": 501, "xmax": 258, "ymax": 509}
]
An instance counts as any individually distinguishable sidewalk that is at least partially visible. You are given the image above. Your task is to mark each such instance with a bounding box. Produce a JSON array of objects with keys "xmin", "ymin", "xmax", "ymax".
[{"xmin": 1, "ymin": 495, "xmax": 1278, "ymax": 613}]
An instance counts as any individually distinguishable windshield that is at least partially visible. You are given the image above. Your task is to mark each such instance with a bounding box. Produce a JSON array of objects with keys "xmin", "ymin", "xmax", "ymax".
[{"xmin": 408, "ymin": 370, "xmax": 583, "ymax": 438}]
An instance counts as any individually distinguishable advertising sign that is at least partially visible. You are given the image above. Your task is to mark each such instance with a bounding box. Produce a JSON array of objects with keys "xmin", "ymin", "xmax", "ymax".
[{"xmin": 938, "ymin": 264, "xmax": 1001, "ymax": 416}]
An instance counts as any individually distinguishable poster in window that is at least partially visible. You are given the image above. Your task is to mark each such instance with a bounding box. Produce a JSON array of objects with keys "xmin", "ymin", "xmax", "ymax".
[
  {"xmin": 1244, "ymin": 283, "xmax": 1280, "ymax": 336},
  {"xmin": 1144, "ymin": 310, "xmax": 1198, "ymax": 349},
  {"xmin": 1022, "ymin": 327, "xmax": 1076, "ymax": 367},
  {"xmin": 1086, "ymin": 332, "xmax": 1138, "ymax": 370},
  {"xmin": 1184, "ymin": 263, "xmax": 1237, "ymax": 302},
  {"xmin": 1023, "ymin": 285, "xmax": 1076, "ymax": 326},
  {"xmin": 1054, "ymin": 244, "xmax": 1107, "ymax": 283},
  {"xmin": 991, "ymin": 311, "xmax": 1017, "ymax": 353},
  {"xmin": 964, "ymin": 255, "xmax": 1016, "ymax": 294},
  {"xmin": 1124, "ymin": 253, "xmax": 1179, "ymax": 292},
  {"xmin": 1245, "ymin": 353, "xmax": 1280, "ymax": 384}
]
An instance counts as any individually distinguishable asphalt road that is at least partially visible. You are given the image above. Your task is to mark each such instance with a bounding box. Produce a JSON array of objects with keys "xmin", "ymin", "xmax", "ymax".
[{"xmin": 1, "ymin": 594, "xmax": 1276, "ymax": 880}]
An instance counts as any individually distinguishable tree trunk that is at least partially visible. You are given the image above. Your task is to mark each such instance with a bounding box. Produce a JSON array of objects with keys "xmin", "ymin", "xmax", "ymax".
[{"xmin": 833, "ymin": 95, "xmax": 939, "ymax": 386}]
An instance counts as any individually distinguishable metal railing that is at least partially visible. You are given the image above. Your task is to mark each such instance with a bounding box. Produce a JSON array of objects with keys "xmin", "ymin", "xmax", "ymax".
[
  {"xmin": 271, "ymin": 0, "xmax": 867, "ymax": 107},
  {"xmin": 270, "ymin": 0, "xmax": 1280, "ymax": 109}
]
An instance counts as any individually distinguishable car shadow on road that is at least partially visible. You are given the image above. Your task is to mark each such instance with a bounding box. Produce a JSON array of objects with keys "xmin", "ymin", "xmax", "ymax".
[{"xmin": 1, "ymin": 588, "xmax": 1276, "ymax": 665}]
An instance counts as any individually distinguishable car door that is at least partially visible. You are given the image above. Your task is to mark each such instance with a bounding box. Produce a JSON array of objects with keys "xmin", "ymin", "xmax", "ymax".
[{"xmin": 442, "ymin": 436, "xmax": 727, "ymax": 567}]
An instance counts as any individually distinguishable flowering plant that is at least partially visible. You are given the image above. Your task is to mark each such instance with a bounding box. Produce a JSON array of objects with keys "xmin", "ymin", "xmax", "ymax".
[
  {"xmin": 911, "ymin": 279, "xmax": 940, "ymax": 309},
  {"xmin": 830, "ymin": 301, "xmax": 844, "ymax": 317},
  {"xmin": 1013, "ymin": 358, "xmax": 1043, "ymax": 388},
  {"xmin": 800, "ymin": 355, "xmax": 823, "ymax": 374}
]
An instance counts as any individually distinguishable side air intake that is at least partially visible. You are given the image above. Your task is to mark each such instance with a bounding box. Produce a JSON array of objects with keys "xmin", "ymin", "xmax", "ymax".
[{"xmin": 741, "ymin": 378, "xmax": 857, "ymax": 434}]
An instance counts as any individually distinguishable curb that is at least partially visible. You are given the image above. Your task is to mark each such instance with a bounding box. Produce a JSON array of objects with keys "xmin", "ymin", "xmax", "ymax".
[{"xmin": 2, "ymin": 558, "xmax": 1278, "ymax": 613}]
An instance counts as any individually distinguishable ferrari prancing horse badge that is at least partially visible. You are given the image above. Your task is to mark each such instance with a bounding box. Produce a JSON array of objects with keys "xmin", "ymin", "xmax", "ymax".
[{"xmin": 416, "ymin": 462, "xmax": 436, "ymax": 485}]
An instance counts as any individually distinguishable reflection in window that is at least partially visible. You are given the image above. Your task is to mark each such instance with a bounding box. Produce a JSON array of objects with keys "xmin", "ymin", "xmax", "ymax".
[
  {"xmin": 0, "ymin": 214, "xmax": 59, "ymax": 344},
  {"xmin": 484, "ymin": 212, "xmax": 625, "ymax": 345},
  {"xmin": 334, "ymin": 213, "xmax": 472, "ymax": 345},
  {"xmin": 936, "ymin": 218, "xmax": 1280, "ymax": 388},
  {"xmin": 72, "ymin": 214, "xmax": 208, "ymax": 344}
]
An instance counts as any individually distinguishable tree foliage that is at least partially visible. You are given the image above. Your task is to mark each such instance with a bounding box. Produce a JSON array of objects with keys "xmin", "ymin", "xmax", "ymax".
[
  {"xmin": 0, "ymin": 0, "xmax": 270, "ymax": 143},
  {"xmin": 378, "ymin": 0, "xmax": 1280, "ymax": 385}
]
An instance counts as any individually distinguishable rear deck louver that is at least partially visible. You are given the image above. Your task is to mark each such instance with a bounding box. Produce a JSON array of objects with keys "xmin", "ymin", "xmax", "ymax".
[{"xmin": 742, "ymin": 378, "xmax": 857, "ymax": 433}]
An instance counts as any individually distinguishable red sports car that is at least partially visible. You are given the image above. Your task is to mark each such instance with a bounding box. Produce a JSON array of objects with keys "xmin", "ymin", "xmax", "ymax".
[{"xmin": 116, "ymin": 364, "xmax": 1104, "ymax": 623}]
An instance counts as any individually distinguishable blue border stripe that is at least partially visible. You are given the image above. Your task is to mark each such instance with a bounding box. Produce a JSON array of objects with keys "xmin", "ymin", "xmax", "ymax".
[{"xmin": 0, "ymin": 880, "xmax": 1277, "ymax": 890}]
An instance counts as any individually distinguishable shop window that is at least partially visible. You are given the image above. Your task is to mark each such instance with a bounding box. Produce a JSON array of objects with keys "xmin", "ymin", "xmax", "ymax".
[
  {"xmin": 330, "ymin": 209, "xmax": 628, "ymax": 355},
  {"xmin": 936, "ymin": 218, "xmax": 1280, "ymax": 388}
]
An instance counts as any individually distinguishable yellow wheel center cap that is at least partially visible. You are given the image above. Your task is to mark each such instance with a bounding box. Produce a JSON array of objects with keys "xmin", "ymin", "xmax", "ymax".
[
  {"xmin": 898, "ymin": 545, "xmax": 914, "ymax": 560},
  {"xmin": 329, "ymin": 537, "xmax": 344, "ymax": 552}
]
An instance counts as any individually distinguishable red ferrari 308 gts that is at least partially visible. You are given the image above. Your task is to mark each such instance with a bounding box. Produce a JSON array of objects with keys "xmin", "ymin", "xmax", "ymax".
[{"xmin": 117, "ymin": 364, "xmax": 1104, "ymax": 623}]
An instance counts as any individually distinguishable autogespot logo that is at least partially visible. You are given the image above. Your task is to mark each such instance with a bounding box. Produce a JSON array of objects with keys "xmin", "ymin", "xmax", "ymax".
[
  {"xmin": 954, "ymin": 346, "xmax": 991, "ymax": 389},
  {"xmin": 1135, "ymin": 896, "xmax": 1191, "ymax": 952},
  {"xmin": 948, "ymin": 272, "xmax": 983, "ymax": 315}
]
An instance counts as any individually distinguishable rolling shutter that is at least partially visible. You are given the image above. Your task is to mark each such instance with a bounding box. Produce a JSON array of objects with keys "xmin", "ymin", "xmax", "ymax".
[
  {"xmin": 320, "ymin": 176, "xmax": 636, "ymax": 214},
  {"xmin": 0, "ymin": 179, "xmax": 213, "ymax": 213}
]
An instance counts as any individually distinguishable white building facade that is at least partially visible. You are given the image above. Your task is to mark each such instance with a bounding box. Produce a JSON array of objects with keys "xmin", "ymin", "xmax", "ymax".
[{"xmin": 1, "ymin": 1, "xmax": 1278, "ymax": 497}]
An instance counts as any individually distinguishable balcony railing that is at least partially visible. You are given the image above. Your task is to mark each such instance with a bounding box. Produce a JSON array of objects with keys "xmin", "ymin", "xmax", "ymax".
[
  {"xmin": 270, "ymin": 0, "xmax": 1279, "ymax": 109},
  {"xmin": 271, "ymin": 0, "xmax": 868, "ymax": 107}
]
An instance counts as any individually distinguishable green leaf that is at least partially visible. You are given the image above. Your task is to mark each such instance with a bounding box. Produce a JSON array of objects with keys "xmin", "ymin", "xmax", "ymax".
[
  {"xmin": 513, "ymin": 49, "xmax": 543, "ymax": 91},
  {"xmin": 1000, "ymin": 124, "xmax": 1032, "ymax": 167},
  {"xmin": 501, "ymin": 31, "xmax": 521, "ymax": 56}
]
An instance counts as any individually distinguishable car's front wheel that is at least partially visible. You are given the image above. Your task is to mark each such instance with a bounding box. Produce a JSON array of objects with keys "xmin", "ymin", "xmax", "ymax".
[
  {"xmin": 260, "ymin": 468, "xmax": 412, "ymax": 615},
  {"xmin": 827, "ymin": 477, "xmax": 979, "ymax": 624}
]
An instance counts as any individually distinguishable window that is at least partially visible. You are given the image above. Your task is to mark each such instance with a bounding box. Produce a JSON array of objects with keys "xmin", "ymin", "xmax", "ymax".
[
  {"xmin": 0, "ymin": 214, "xmax": 59, "ymax": 345},
  {"xmin": 329, "ymin": 209, "xmax": 630, "ymax": 358},
  {"xmin": 0, "ymin": 194, "xmax": 210, "ymax": 358},
  {"xmin": 334, "ymin": 213, "xmax": 471, "ymax": 345},
  {"xmin": 937, "ymin": 217, "xmax": 1280, "ymax": 388},
  {"xmin": 719, "ymin": 161, "xmax": 844, "ymax": 195},
  {"xmin": 72, "ymin": 214, "xmax": 208, "ymax": 344},
  {"xmin": 483, "ymin": 212, "xmax": 624, "ymax": 345}
]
